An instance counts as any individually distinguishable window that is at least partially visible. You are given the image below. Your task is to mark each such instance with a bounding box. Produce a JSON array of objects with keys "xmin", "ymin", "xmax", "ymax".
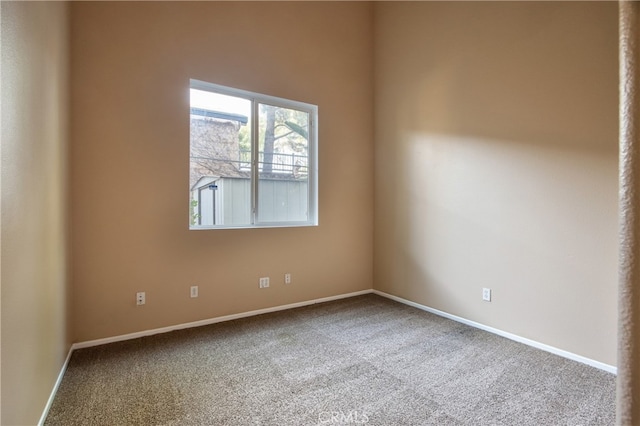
[{"xmin": 189, "ymin": 79, "xmax": 318, "ymax": 229}]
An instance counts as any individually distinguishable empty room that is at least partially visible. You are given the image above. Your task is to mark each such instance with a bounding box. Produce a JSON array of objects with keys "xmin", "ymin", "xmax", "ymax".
[{"xmin": 2, "ymin": 1, "xmax": 640, "ymax": 425}]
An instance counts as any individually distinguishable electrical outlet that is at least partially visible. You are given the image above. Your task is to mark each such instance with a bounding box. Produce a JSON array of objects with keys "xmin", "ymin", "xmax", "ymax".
[
  {"xmin": 259, "ymin": 277, "xmax": 270, "ymax": 288},
  {"xmin": 136, "ymin": 292, "xmax": 146, "ymax": 306},
  {"xmin": 284, "ymin": 273, "xmax": 291, "ymax": 284},
  {"xmin": 482, "ymin": 288, "xmax": 491, "ymax": 302},
  {"xmin": 190, "ymin": 286, "xmax": 198, "ymax": 298}
]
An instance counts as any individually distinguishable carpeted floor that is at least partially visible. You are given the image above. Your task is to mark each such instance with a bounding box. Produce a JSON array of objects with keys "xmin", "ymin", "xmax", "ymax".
[{"xmin": 45, "ymin": 294, "xmax": 615, "ymax": 425}]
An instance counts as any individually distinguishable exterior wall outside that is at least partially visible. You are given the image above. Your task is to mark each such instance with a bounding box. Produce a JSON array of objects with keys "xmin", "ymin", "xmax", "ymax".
[
  {"xmin": 0, "ymin": 2, "xmax": 71, "ymax": 424},
  {"xmin": 70, "ymin": 1, "xmax": 374, "ymax": 341},
  {"xmin": 190, "ymin": 116, "xmax": 245, "ymax": 188},
  {"xmin": 193, "ymin": 177, "xmax": 308, "ymax": 226},
  {"xmin": 258, "ymin": 179, "xmax": 308, "ymax": 223},
  {"xmin": 373, "ymin": 1, "xmax": 619, "ymax": 366}
]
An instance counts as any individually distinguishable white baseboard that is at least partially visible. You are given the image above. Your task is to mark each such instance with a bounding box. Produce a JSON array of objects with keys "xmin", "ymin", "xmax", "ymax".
[
  {"xmin": 372, "ymin": 289, "xmax": 617, "ymax": 375},
  {"xmin": 38, "ymin": 345, "xmax": 74, "ymax": 426},
  {"xmin": 75, "ymin": 289, "xmax": 617, "ymax": 375},
  {"xmin": 40, "ymin": 289, "xmax": 371, "ymax": 423},
  {"xmin": 42, "ymin": 287, "xmax": 615, "ymax": 423},
  {"xmin": 73, "ymin": 289, "xmax": 373, "ymax": 350}
]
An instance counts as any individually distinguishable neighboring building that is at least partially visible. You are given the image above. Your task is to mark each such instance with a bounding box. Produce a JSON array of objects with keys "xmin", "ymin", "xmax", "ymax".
[
  {"xmin": 190, "ymin": 108, "xmax": 309, "ymax": 226},
  {"xmin": 189, "ymin": 108, "xmax": 249, "ymax": 189}
]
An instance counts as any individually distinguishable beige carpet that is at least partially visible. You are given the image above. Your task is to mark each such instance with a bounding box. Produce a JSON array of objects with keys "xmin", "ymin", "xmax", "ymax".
[{"xmin": 45, "ymin": 294, "xmax": 615, "ymax": 425}]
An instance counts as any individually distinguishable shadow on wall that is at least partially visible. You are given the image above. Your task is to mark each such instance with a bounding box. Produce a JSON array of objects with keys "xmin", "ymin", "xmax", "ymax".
[
  {"xmin": 373, "ymin": 1, "xmax": 618, "ymax": 364},
  {"xmin": 380, "ymin": 1, "xmax": 617, "ymax": 152}
]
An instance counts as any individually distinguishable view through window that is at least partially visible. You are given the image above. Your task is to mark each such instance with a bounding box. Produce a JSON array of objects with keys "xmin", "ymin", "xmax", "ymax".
[{"xmin": 189, "ymin": 80, "xmax": 318, "ymax": 228}]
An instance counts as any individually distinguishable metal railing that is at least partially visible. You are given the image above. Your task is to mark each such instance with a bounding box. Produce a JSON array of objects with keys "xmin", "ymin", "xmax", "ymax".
[{"xmin": 239, "ymin": 150, "xmax": 308, "ymax": 175}]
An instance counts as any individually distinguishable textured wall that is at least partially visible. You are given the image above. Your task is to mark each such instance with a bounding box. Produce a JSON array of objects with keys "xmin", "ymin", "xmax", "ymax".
[
  {"xmin": 1, "ymin": 2, "xmax": 70, "ymax": 424},
  {"xmin": 618, "ymin": 1, "xmax": 640, "ymax": 423},
  {"xmin": 373, "ymin": 2, "xmax": 619, "ymax": 365},
  {"xmin": 70, "ymin": 2, "xmax": 374, "ymax": 341}
]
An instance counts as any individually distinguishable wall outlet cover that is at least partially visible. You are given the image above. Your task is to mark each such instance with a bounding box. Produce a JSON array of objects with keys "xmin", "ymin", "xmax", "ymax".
[
  {"xmin": 259, "ymin": 277, "xmax": 270, "ymax": 288},
  {"xmin": 482, "ymin": 288, "xmax": 491, "ymax": 302}
]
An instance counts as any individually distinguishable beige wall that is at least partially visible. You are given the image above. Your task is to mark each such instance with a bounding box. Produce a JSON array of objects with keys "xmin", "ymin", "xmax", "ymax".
[
  {"xmin": 70, "ymin": 2, "xmax": 374, "ymax": 341},
  {"xmin": 0, "ymin": 1, "xmax": 632, "ymax": 421},
  {"xmin": 373, "ymin": 2, "xmax": 619, "ymax": 365},
  {"xmin": 1, "ymin": 2, "xmax": 71, "ymax": 424}
]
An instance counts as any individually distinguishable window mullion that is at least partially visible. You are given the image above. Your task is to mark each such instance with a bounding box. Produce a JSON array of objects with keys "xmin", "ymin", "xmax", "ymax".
[
  {"xmin": 308, "ymin": 112, "xmax": 317, "ymax": 224},
  {"xmin": 251, "ymin": 100, "xmax": 260, "ymax": 224}
]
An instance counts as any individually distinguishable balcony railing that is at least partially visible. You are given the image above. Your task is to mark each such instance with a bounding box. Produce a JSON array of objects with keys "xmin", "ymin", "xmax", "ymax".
[{"xmin": 239, "ymin": 150, "xmax": 308, "ymax": 175}]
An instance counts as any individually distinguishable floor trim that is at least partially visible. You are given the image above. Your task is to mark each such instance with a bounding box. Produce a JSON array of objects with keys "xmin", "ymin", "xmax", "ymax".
[
  {"xmin": 373, "ymin": 289, "xmax": 617, "ymax": 374},
  {"xmin": 41, "ymin": 290, "xmax": 371, "ymax": 423},
  {"xmin": 73, "ymin": 289, "xmax": 373, "ymax": 350},
  {"xmin": 38, "ymin": 345, "xmax": 74, "ymax": 426},
  {"xmin": 44, "ymin": 288, "xmax": 615, "ymax": 423}
]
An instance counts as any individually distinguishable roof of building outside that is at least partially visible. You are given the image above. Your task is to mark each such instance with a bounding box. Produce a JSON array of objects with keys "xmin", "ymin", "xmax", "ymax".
[{"xmin": 190, "ymin": 108, "xmax": 248, "ymax": 125}]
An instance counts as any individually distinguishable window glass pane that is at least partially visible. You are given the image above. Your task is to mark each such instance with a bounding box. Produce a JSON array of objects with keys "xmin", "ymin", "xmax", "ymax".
[
  {"xmin": 257, "ymin": 103, "xmax": 310, "ymax": 223},
  {"xmin": 190, "ymin": 89, "xmax": 252, "ymax": 226}
]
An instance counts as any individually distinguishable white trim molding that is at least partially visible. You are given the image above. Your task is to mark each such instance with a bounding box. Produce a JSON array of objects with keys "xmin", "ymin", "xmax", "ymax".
[
  {"xmin": 373, "ymin": 290, "xmax": 617, "ymax": 375},
  {"xmin": 40, "ymin": 289, "xmax": 371, "ymax": 423},
  {"xmin": 38, "ymin": 346, "xmax": 74, "ymax": 426},
  {"xmin": 73, "ymin": 290, "xmax": 372, "ymax": 350},
  {"xmin": 42, "ymin": 288, "xmax": 616, "ymax": 424}
]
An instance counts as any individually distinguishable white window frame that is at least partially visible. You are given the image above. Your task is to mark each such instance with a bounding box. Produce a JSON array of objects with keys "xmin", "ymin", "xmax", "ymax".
[{"xmin": 190, "ymin": 79, "xmax": 318, "ymax": 229}]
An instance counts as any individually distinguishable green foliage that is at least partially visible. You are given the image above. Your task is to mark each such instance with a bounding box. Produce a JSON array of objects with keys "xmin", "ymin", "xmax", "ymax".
[
  {"xmin": 190, "ymin": 199, "xmax": 200, "ymax": 225},
  {"xmin": 238, "ymin": 125, "xmax": 250, "ymax": 152},
  {"xmin": 266, "ymin": 107, "xmax": 309, "ymax": 156},
  {"xmin": 284, "ymin": 121, "xmax": 308, "ymax": 140}
]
